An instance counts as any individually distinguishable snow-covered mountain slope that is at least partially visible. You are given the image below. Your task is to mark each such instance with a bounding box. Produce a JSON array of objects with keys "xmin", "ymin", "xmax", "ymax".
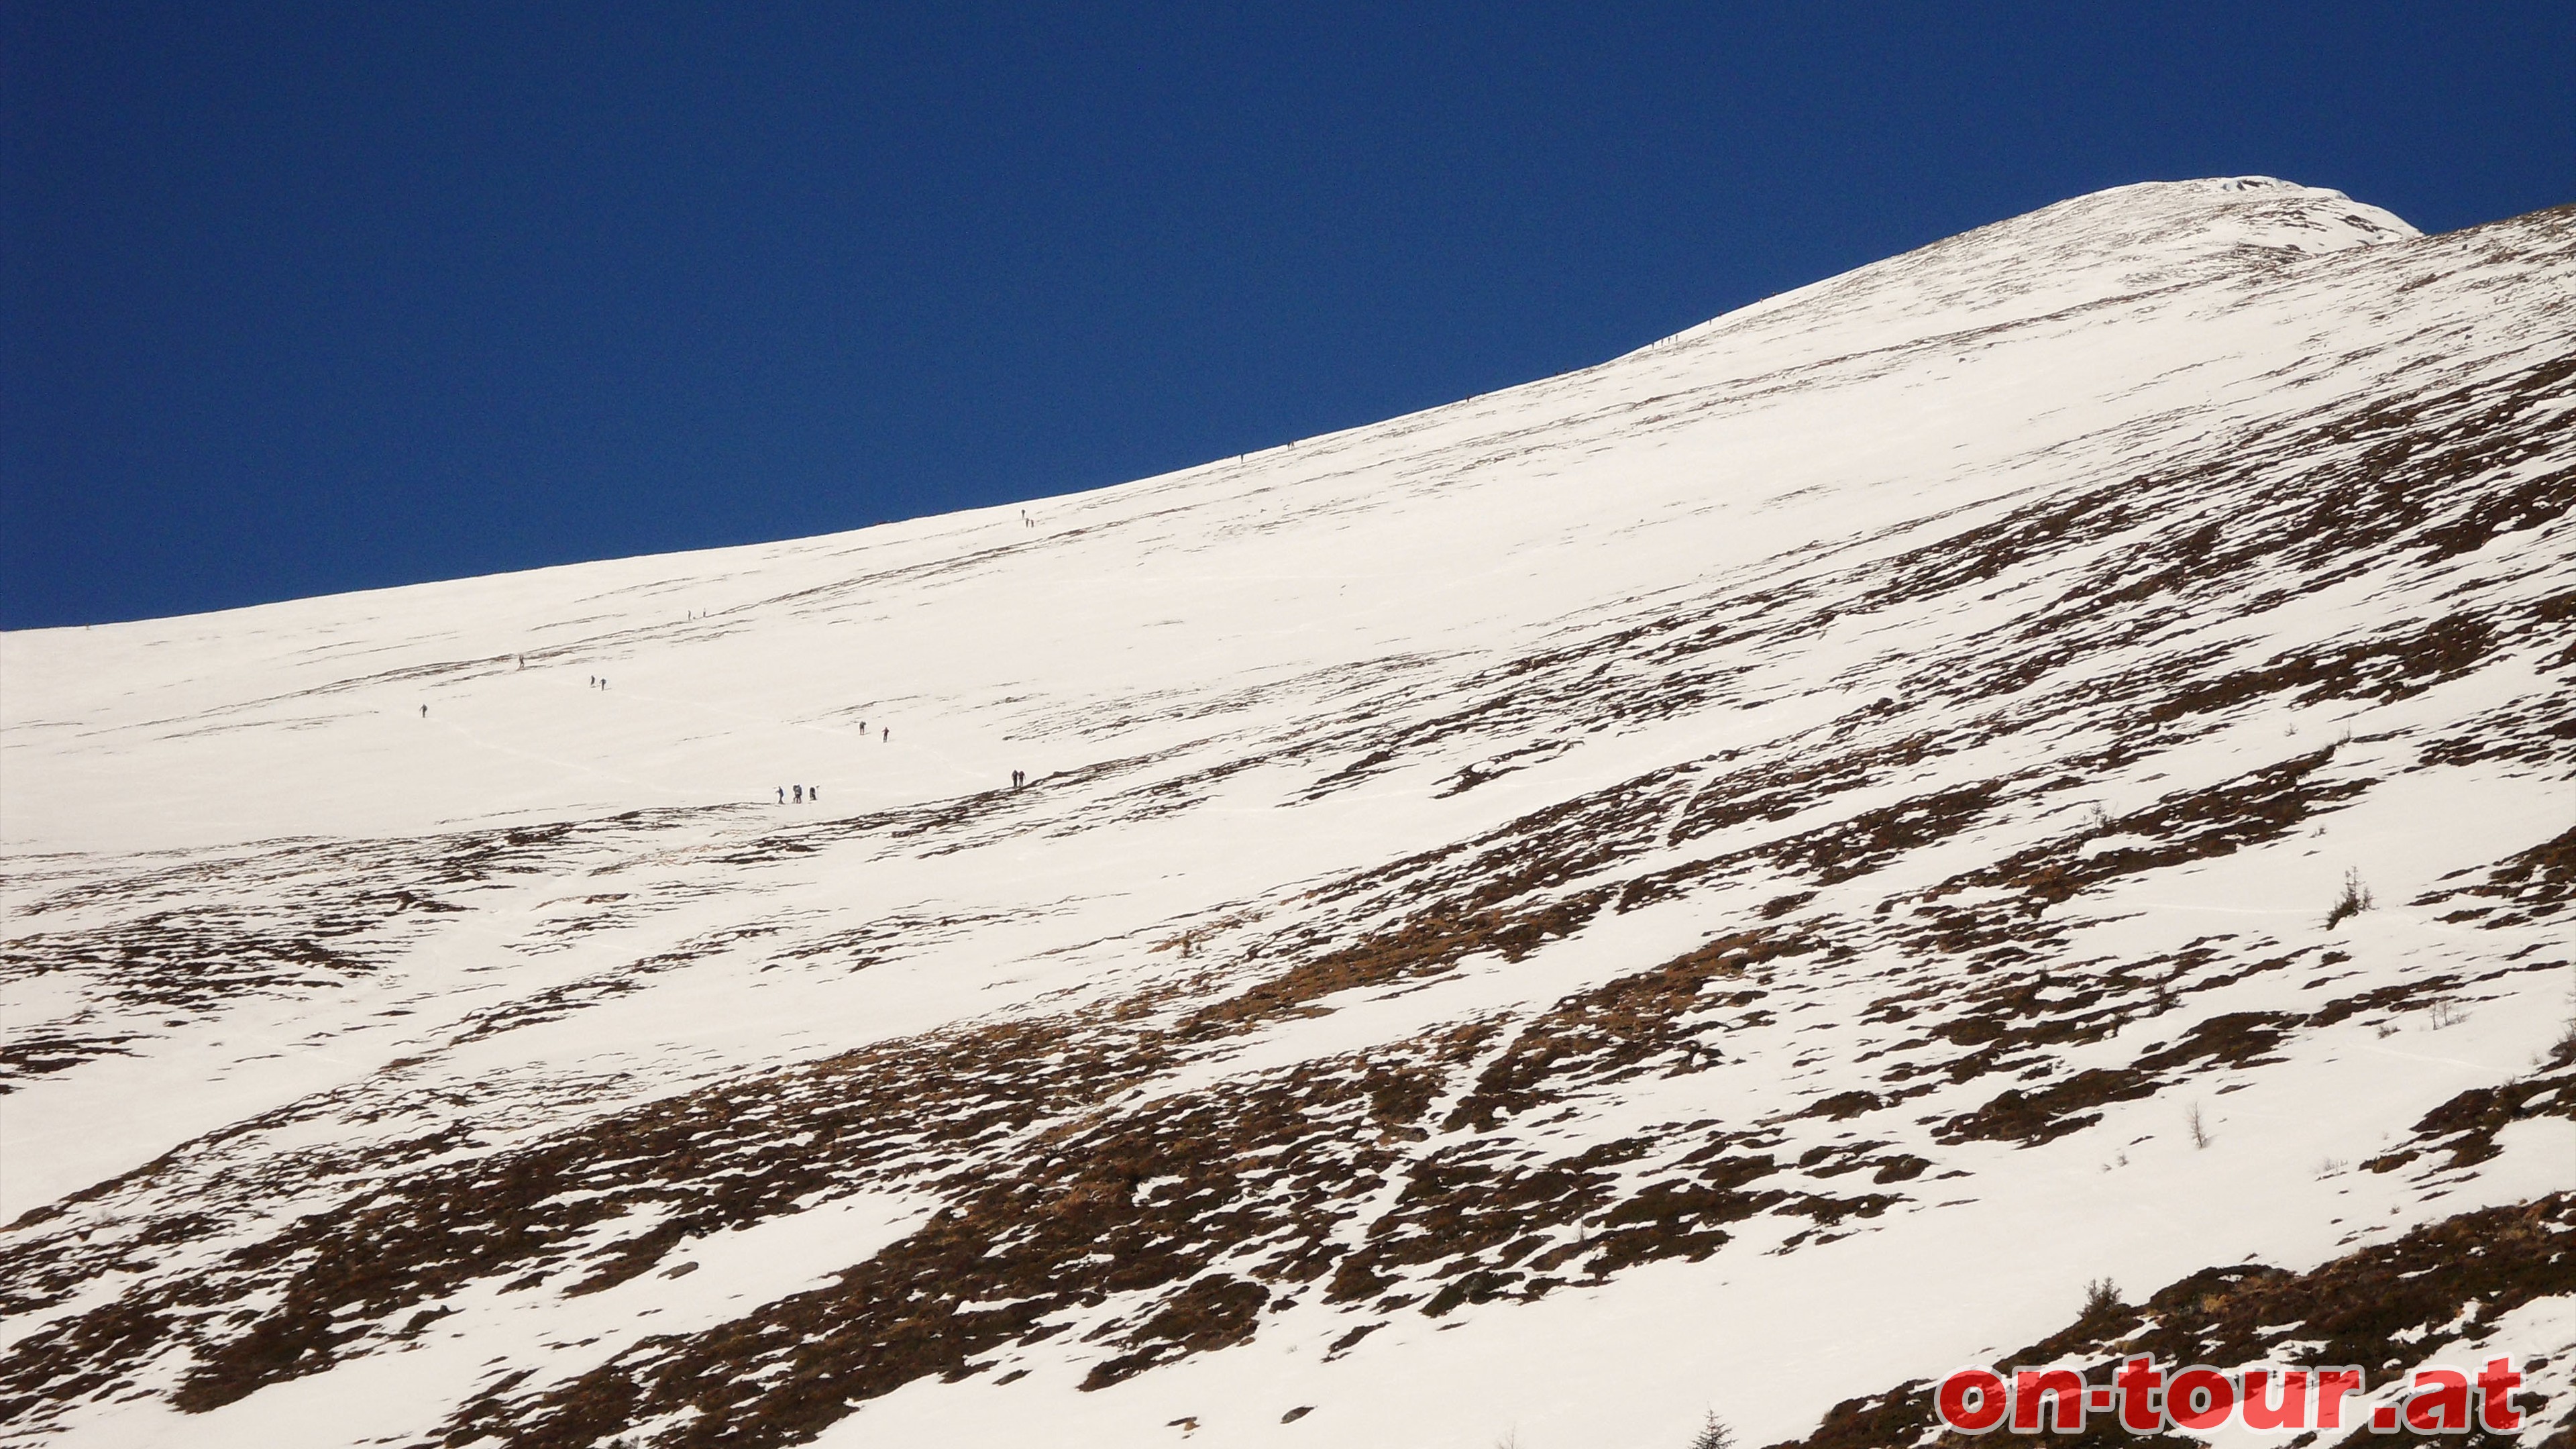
[{"xmin": 3, "ymin": 176, "xmax": 2571, "ymax": 1449}]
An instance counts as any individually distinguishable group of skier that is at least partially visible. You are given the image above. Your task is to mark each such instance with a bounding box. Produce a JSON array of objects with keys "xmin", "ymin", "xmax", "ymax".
[
  {"xmin": 767, "ymin": 716, "xmax": 904, "ymax": 806},
  {"xmin": 421, "ymin": 667, "xmax": 1000, "ymax": 812}
]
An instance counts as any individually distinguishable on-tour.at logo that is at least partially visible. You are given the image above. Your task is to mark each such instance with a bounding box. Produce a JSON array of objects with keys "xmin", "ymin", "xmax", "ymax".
[{"xmin": 1935, "ymin": 1356, "xmax": 2526, "ymax": 1435}]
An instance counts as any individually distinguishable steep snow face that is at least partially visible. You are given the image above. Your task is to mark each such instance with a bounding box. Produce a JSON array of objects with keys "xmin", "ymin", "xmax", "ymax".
[{"xmin": 2, "ymin": 182, "xmax": 2572, "ymax": 1449}]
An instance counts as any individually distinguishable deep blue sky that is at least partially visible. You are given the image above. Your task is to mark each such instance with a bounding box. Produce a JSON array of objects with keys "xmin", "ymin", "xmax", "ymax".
[{"xmin": 5, "ymin": 3, "xmax": 2571, "ymax": 628}]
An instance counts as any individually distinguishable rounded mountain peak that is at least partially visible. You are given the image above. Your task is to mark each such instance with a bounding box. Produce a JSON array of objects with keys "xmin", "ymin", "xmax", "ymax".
[
  {"xmin": 1986, "ymin": 175, "xmax": 2420, "ymax": 266},
  {"xmin": 1648, "ymin": 177, "xmax": 2420, "ymax": 366}
]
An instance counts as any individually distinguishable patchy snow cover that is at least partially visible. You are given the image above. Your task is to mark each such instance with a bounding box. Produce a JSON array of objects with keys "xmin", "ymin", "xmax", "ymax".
[{"xmin": 3, "ymin": 177, "xmax": 2571, "ymax": 1449}]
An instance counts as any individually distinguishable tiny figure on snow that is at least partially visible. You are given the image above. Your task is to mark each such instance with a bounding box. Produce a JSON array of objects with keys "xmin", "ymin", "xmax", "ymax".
[{"xmin": 793, "ymin": 785, "xmax": 804, "ymax": 804}]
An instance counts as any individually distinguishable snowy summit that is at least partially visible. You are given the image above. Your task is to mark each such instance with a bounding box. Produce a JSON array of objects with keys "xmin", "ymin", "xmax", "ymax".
[{"xmin": 3, "ymin": 177, "xmax": 2573, "ymax": 1449}]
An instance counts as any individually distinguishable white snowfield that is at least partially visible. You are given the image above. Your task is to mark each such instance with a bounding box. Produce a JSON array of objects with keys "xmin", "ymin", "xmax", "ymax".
[{"xmin": 3, "ymin": 176, "xmax": 2572, "ymax": 1449}]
